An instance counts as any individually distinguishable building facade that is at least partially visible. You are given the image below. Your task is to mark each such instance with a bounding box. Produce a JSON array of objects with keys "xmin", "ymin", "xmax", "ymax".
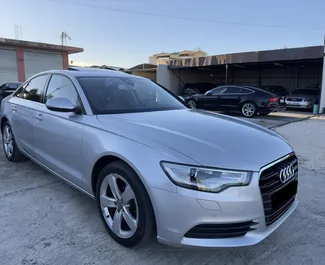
[
  {"xmin": 0, "ymin": 38, "xmax": 83, "ymax": 84},
  {"xmin": 149, "ymin": 50, "xmax": 207, "ymax": 65}
]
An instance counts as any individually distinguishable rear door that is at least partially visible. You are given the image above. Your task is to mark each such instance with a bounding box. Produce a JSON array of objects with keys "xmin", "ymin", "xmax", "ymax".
[
  {"xmin": 9, "ymin": 74, "xmax": 50, "ymax": 155},
  {"xmin": 32, "ymin": 74, "xmax": 86, "ymax": 185}
]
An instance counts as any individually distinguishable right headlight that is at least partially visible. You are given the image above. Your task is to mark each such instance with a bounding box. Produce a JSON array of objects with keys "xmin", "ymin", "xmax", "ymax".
[{"xmin": 160, "ymin": 162, "xmax": 251, "ymax": 193}]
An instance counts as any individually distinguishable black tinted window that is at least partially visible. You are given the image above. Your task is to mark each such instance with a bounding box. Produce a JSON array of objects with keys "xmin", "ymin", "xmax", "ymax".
[
  {"xmin": 223, "ymin": 86, "xmax": 243, "ymax": 93},
  {"xmin": 23, "ymin": 75, "xmax": 49, "ymax": 102},
  {"xmin": 45, "ymin": 75, "xmax": 81, "ymax": 108},
  {"xmin": 0, "ymin": 84, "xmax": 7, "ymax": 90},
  {"xmin": 8, "ymin": 83, "xmax": 20, "ymax": 89},
  {"xmin": 291, "ymin": 89, "xmax": 318, "ymax": 95},
  {"xmin": 77, "ymin": 76, "xmax": 186, "ymax": 114},
  {"xmin": 211, "ymin": 87, "xmax": 227, "ymax": 95}
]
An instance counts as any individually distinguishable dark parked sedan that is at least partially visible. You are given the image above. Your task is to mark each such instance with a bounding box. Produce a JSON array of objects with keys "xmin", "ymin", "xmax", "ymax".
[
  {"xmin": 185, "ymin": 85, "xmax": 281, "ymax": 117},
  {"xmin": 0, "ymin": 82, "xmax": 22, "ymax": 102}
]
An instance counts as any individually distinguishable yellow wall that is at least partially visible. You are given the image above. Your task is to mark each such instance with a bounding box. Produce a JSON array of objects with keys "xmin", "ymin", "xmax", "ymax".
[{"xmin": 131, "ymin": 71, "xmax": 157, "ymax": 82}]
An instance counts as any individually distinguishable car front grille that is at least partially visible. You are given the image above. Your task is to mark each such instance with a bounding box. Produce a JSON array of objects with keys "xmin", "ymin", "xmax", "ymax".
[
  {"xmin": 286, "ymin": 98, "xmax": 303, "ymax": 102},
  {"xmin": 184, "ymin": 221, "xmax": 258, "ymax": 239},
  {"xmin": 259, "ymin": 153, "xmax": 298, "ymax": 226}
]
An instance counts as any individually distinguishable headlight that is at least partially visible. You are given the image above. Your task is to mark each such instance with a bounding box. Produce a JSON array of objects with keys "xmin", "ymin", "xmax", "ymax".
[{"xmin": 160, "ymin": 162, "xmax": 251, "ymax": 193}]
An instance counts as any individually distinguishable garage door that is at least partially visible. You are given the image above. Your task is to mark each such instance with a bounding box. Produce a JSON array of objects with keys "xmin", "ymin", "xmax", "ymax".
[
  {"xmin": 0, "ymin": 49, "xmax": 18, "ymax": 85},
  {"xmin": 24, "ymin": 51, "xmax": 63, "ymax": 79}
]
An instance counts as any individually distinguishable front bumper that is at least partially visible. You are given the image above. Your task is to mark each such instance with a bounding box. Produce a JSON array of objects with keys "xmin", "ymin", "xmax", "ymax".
[
  {"xmin": 286, "ymin": 101, "xmax": 313, "ymax": 109},
  {"xmin": 149, "ymin": 165, "xmax": 298, "ymax": 248}
]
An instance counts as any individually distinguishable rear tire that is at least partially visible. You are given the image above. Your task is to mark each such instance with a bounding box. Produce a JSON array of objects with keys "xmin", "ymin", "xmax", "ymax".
[
  {"xmin": 1, "ymin": 121, "xmax": 27, "ymax": 162},
  {"xmin": 96, "ymin": 161, "xmax": 156, "ymax": 248},
  {"xmin": 241, "ymin": 102, "xmax": 257, "ymax": 118}
]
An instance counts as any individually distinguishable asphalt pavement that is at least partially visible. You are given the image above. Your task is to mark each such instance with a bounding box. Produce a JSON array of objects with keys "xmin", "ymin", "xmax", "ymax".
[
  {"xmin": 230, "ymin": 110, "xmax": 314, "ymax": 129},
  {"xmin": 0, "ymin": 115, "xmax": 324, "ymax": 265}
]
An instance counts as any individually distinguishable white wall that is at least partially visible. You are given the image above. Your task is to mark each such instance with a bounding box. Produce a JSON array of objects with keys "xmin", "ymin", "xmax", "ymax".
[
  {"xmin": 157, "ymin": 64, "xmax": 180, "ymax": 94},
  {"xmin": 319, "ymin": 60, "xmax": 325, "ymax": 113},
  {"xmin": 24, "ymin": 51, "xmax": 63, "ymax": 79},
  {"xmin": 0, "ymin": 48, "xmax": 18, "ymax": 84}
]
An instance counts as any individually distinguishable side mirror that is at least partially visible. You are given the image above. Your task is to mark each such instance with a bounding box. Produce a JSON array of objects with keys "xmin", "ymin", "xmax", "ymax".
[
  {"xmin": 46, "ymin": 97, "xmax": 81, "ymax": 114},
  {"xmin": 178, "ymin": 95, "xmax": 185, "ymax": 101}
]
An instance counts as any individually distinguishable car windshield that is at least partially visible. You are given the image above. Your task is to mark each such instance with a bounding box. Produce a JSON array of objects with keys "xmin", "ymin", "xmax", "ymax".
[
  {"xmin": 77, "ymin": 76, "xmax": 187, "ymax": 114},
  {"xmin": 291, "ymin": 89, "xmax": 318, "ymax": 95}
]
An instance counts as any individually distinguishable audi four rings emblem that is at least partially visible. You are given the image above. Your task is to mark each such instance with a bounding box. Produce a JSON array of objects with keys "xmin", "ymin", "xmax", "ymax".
[{"xmin": 279, "ymin": 165, "xmax": 295, "ymax": 183}]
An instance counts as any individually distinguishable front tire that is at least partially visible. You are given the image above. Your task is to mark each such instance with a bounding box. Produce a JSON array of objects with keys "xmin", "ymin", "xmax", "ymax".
[
  {"xmin": 1, "ymin": 121, "xmax": 26, "ymax": 162},
  {"xmin": 187, "ymin": 99, "xmax": 197, "ymax": 109},
  {"xmin": 96, "ymin": 161, "xmax": 156, "ymax": 248},
  {"xmin": 241, "ymin": 102, "xmax": 257, "ymax": 118}
]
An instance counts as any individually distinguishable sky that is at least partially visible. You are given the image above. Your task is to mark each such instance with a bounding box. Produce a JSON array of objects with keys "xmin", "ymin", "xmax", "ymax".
[{"xmin": 1, "ymin": 0, "xmax": 325, "ymax": 68}]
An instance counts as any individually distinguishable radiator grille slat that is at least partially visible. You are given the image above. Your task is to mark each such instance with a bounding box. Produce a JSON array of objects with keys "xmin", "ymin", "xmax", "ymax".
[{"xmin": 259, "ymin": 154, "xmax": 298, "ymax": 226}]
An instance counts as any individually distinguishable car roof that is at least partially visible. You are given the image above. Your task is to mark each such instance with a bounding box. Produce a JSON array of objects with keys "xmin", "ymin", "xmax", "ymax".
[
  {"xmin": 240, "ymin": 85, "xmax": 276, "ymax": 95},
  {"xmin": 2, "ymin": 81, "xmax": 22, "ymax": 84},
  {"xmin": 33, "ymin": 69, "xmax": 143, "ymax": 79}
]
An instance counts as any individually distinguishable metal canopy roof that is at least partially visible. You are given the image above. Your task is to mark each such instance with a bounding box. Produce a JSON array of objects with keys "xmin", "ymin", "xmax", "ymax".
[
  {"xmin": 168, "ymin": 46, "xmax": 324, "ymax": 69},
  {"xmin": 0, "ymin": 37, "xmax": 83, "ymax": 54}
]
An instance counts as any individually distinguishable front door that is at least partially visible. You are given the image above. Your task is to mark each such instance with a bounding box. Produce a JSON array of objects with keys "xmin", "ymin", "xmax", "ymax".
[
  {"xmin": 218, "ymin": 86, "xmax": 241, "ymax": 110},
  {"xmin": 33, "ymin": 74, "xmax": 86, "ymax": 186},
  {"xmin": 199, "ymin": 87, "xmax": 225, "ymax": 110}
]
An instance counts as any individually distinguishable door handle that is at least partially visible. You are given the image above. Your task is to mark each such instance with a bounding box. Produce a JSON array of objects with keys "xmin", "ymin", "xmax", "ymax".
[{"xmin": 35, "ymin": 113, "xmax": 43, "ymax": 121}]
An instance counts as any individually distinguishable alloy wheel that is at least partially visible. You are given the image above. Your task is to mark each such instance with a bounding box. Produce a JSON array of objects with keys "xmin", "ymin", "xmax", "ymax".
[
  {"xmin": 188, "ymin": 100, "xmax": 197, "ymax": 108},
  {"xmin": 3, "ymin": 125, "xmax": 14, "ymax": 158},
  {"xmin": 242, "ymin": 103, "xmax": 256, "ymax": 117},
  {"xmin": 100, "ymin": 173, "xmax": 139, "ymax": 239}
]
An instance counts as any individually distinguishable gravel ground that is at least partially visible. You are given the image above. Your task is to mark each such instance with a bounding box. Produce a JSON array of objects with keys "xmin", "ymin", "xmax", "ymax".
[{"xmin": 0, "ymin": 117, "xmax": 324, "ymax": 265}]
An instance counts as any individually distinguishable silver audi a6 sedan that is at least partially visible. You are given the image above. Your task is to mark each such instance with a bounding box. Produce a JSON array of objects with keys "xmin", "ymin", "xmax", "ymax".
[{"xmin": 0, "ymin": 70, "xmax": 298, "ymax": 248}]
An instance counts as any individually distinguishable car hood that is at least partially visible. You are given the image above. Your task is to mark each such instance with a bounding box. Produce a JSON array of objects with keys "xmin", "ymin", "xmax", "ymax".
[
  {"xmin": 287, "ymin": 94, "xmax": 318, "ymax": 99},
  {"xmin": 97, "ymin": 109, "xmax": 293, "ymax": 171}
]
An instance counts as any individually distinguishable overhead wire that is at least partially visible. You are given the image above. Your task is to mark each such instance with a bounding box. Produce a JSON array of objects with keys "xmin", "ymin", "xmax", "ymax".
[{"xmin": 40, "ymin": 0, "xmax": 325, "ymax": 31}]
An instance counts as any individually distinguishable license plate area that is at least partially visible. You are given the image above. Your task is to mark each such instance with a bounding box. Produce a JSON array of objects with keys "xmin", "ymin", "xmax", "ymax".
[{"xmin": 271, "ymin": 179, "xmax": 298, "ymax": 211}]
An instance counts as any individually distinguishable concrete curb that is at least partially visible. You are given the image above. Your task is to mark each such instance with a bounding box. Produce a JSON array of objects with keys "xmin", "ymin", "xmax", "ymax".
[{"xmin": 269, "ymin": 115, "xmax": 316, "ymax": 129}]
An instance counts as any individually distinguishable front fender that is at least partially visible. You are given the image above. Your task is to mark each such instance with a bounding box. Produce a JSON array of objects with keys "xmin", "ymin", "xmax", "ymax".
[{"xmin": 80, "ymin": 125, "xmax": 198, "ymax": 195}]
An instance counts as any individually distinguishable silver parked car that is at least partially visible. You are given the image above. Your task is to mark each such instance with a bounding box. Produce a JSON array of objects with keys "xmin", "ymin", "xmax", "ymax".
[
  {"xmin": 285, "ymin": 88, "xmax": 319, "ymax": 109},
  {"xmin": 0, "ymin": 70, "xmax": 299, "ymax": 248}
]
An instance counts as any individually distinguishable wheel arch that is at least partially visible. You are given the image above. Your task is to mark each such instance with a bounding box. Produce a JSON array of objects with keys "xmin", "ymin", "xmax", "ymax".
[
  {"xmin": 91, "ymin": 153, "xmax": 158, "ymax": 236},
  {"xmin": 91, "ymin": 153, "xmax": 151, "ymax": 197},
  {"xmin": 240, "ymin": 99, "xmax": 257, "ymax": 107},
  {"xmin": 0, "ymin": 116, "xmax": 9, "ymax": 133}
]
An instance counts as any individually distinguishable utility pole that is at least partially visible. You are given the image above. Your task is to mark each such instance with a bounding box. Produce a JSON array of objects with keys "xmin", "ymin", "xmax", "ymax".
[
  {"xmin": 14, "ymin": 24, "xmax": 23, "ymax": 40},
  {"xmin": 60, "ymin": 31, "xmax": 71, "ymax": 46},
  {"xmin": 225, "ymin": 64, "xmax": 228, "ymax": 85}
]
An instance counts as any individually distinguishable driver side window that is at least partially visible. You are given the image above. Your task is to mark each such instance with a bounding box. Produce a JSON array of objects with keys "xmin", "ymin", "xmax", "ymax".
[
  {"xmin": 45, "ymin": 74, "xmax": 85, "ymax": 114},
  {"xmin": 211, "ymin": 87, "xmax": 227, "ymax": 95},
  {"xmin": 45, "ymin": 75, "xmax": 80, "ymax": 104}
]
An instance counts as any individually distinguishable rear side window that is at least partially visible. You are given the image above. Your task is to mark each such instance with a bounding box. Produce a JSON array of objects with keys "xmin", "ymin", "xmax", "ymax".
[
  {"xmin": 222, "ymin": 86, "xmax": 253, "ymax": 94},
  {"xmin": 21, "ymin": 75, "xmax": 49, "ymax": 103}
]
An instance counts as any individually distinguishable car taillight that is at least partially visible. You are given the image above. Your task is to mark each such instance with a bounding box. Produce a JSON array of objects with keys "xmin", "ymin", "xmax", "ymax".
[{"xmin": 268, "ymin": 97, "xmax": 279, "ymax": 102}]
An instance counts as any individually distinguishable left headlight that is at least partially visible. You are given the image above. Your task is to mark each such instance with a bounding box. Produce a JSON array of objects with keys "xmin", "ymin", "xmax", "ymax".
[{"xmin": 160, "ymin": 162, "xmax": 251, "ymax": 193}]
